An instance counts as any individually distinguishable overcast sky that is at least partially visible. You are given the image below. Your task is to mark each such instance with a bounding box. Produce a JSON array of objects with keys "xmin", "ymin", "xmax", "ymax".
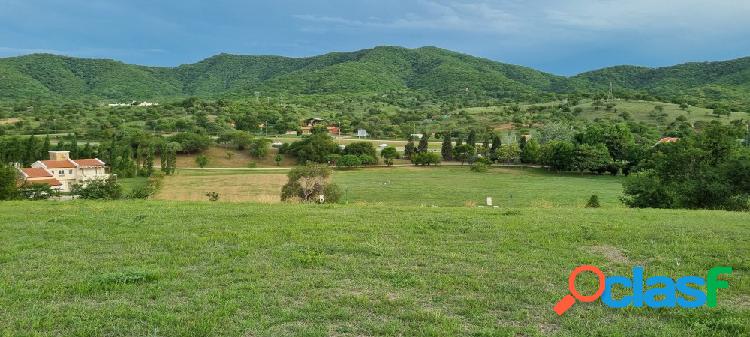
[{"xmin": 1, "ymin": 0, "xmax": 749, "ymax": 75}]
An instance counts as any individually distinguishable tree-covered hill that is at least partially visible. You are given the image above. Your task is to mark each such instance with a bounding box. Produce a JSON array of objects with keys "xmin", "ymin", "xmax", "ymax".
[
  {"xmin": 574, "ymin": 57, "xmax": 750, "ymax": 109},
  {"xmin": 1, "ymin": 46, "xmax": 749, "ymax": 109}
]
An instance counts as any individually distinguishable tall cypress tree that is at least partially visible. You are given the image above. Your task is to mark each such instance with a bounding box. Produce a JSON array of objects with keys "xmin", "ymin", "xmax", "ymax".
[
  {"xmin": 404, "ymin": 136, "xmax": 416, "ymax": 160},
  {"xmin": 417, "ymin": 131, "xmax": 430, "ymax": 153},
  {"xmin": 441, "ymin": 132, "xmax": 453, "ymax": 161},
  {"xmin": 69, "ymin": 134, "xmax": 79, "ymax": 159}
]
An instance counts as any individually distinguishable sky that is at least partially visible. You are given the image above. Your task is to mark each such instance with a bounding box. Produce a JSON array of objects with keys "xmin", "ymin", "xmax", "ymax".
[{"xmin": 1, "ymin": 0, "xmax": 749, "ymax": 75}]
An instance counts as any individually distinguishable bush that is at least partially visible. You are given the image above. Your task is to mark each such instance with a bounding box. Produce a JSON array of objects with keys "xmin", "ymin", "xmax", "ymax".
[
  {"xmin": 381, "ymin": 146, "xmax": 399, "ymax": 166},
  {"xmin": 470, "ymin": 162, "xmax": 489, "ymax": 173},
  {"xmin": 323, "ymin": 183, "xmax": 342, "ymax": 203},
  {"xmin": 358, "ymin": 154, "xmax": 377, "ymax": 166},
  {"xmin": 206, "ymin": 192, "xmax": 220, "ymax": 201},
  {"xmin": 72, "ymin": 177, "xmax": 123, "ymax": 200},
  {"xmin": 338, "ymin": 154, "xmax": 362, "ymax": 168},
  {"xmin": 195, "ymin": 154, "xmax": 209, "ymax": 168},
  {"xmin": 18, "ymin": 183, "xmax": 59, "ymax": 200},
  {"xmin": 412, "ymin": 152, "xmax": 441, "ymax": 166},
  {"xmin": 280, "ymin": 164, "xmax": 338, "ymax": 203},
  {"xmin": 586, "ymin": 195, "xmax": 601, "ymax": 208},
  {"xmin": 344, "ymin": 142, "xmax": 377, "ymax": 158}
]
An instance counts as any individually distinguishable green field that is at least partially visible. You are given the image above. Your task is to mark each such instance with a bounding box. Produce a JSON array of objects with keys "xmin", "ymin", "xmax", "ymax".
[
  {"xmin": 154, "ymin": 166, "xmax": 623, "ymax": 207},
  {"xmin": 0, "ymin": 202, "xmax": 747, "ymax": 336},
  {"xmin": 335, "ymin": 167, "xmax": 623, "ymax": 208}
]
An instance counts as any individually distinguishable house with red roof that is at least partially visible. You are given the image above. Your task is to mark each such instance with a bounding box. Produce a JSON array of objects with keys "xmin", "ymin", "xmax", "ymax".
[{"xmin": 19, "ymin": 151, "xmax": 109, "ymax": 192}]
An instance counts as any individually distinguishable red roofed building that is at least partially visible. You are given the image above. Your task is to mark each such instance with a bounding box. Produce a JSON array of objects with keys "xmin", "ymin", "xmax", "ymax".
[
  {"xmin": 26, "ymin": 151, "xmax": 110, "ymax": 192},
  {"xmin": 17, "ymin": 167, "xmax": 63, "ymax": 190}
]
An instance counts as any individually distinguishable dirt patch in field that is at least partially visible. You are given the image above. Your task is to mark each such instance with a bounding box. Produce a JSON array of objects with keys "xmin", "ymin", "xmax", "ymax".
[
  {"xmin": 154, "ymin": 173, "xmax": 287, "ymax": 202},
  {"xmin": 584, "ymin": 245, "xmax": 629, "ymax": 264}
]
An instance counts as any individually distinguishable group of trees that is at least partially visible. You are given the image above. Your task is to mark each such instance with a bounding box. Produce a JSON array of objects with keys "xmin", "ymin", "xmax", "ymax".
[{"xmin": 623, "ymin": 122, "xmax": 750, "ymax": 210}]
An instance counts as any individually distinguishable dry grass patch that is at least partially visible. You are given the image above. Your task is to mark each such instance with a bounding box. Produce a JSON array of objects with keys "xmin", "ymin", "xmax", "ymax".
[
  {"xmin": 584, "ymin": 245, "xmax": 630, "ymax": 264},
  {"xmin": 0, "ymin": 118, "xmax": 20, "ymax": 125},
  {"xmin": 154, "ymin": 172, "xmax": 287, "ymax": 202}
]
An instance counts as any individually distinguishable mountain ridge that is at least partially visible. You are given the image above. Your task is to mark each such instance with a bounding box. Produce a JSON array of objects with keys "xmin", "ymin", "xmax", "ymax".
[{"xmin": 1, "ymin": 46, "xmax": 748, "ymax": 108}]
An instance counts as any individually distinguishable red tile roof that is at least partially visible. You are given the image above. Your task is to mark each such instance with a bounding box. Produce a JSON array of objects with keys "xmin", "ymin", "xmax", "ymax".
[
  {"xmin": 20, "ymin": 168, "xmax": 52, "ymax": 178},
  {"xmin": 40, "ymin": 160, "xmax": 76, "ymax": 168},
  {"xmin": 74, "ymin": 159, "xmax": 105, "ymax": 167},
  {"xmin": 26, "ymin": 178, "xmax": 62, "ymax": 187}
]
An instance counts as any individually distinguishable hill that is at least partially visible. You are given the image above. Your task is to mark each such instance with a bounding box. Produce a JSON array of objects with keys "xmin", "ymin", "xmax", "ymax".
[
  {"xmin": 1, "ymin": 46, "xmax": 749, "ymax": 108},
  {"xmin": 574, "ymin": 57, "xmax": 750, "ymax": 109},
  {"xmin": 0, "ymin": 46, "xmax": 567, "ymax": 101}
]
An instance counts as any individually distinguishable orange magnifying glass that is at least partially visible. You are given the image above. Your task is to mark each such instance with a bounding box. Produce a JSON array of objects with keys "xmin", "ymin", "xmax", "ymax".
[{"xmin": 553, "ymin": 265, "xmax": 606, "ymax": 316}]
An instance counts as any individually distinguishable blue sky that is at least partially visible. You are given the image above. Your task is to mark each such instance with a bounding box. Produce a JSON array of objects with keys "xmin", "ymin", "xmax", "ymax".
[{"xmin": 1, "ymin": 0, "xmax": 749, "ymax": 75}]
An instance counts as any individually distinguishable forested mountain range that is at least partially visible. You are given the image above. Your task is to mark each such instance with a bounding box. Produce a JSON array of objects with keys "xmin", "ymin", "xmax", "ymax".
[{"xmin": 1, "ymin": 46, "xmax": 748, "ymax": 109}]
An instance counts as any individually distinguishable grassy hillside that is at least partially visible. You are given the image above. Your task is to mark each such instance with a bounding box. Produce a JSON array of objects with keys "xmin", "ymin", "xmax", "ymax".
[
  {"xmin": 0, "ymin": 201, "xmax": 747, "ymax": 336},
  {"xmin": 3, "ymin": 46, "xmax": 749, "ymax": 107}
]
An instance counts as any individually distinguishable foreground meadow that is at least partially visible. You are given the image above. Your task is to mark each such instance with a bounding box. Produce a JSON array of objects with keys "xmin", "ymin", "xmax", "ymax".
[{"xmin": 0, "ymin": 202, "xmax": 747, "ymax": 336}]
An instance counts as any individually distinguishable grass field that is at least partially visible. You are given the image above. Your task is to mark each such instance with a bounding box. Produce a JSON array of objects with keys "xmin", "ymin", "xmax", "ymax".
[
  {"xmin": 154, "ymin": 167, "xmax": 624, "ymax": 207},
  {"xmin": 0, "ymin": 201, "xmax": 747, "ymax": 336}
]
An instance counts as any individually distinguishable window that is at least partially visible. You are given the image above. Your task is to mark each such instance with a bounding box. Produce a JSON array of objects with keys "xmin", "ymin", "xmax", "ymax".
[
  {"xmin": 59, "ymin": 170, "xmax": 64, "ymax": 175},
  {"xmin": 69, "ymin": 169, "xmax": 73, "ymax": 174}
]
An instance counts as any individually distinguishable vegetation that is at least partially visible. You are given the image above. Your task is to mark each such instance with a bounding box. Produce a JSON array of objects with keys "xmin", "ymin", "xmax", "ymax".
[
  {"xmin": 280, "ymin": 164, "xmax": 340, "ymax": 203},
  {"xmin": 623, "ymin": 123, "xmax": 750, "ymax": 210},
  {"xmin": 71, "ymin": 177, "xmax": 123, "ymax": 200},
  {"xmin": 0, "ymin": 201, "xmax": 747, "ymax": 336}
]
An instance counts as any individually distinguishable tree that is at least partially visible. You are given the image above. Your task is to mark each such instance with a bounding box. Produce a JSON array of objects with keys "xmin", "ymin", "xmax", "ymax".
[
  {"xmin": 196, "ymin": 154, "xmax": 209, "ymax": 168},
  {"xmin": 249, "ymin": 138, "xmax": 272, "ymax": 159},
  {"xmin": 169, "ymin": 132, "xmax": 211, "ymax": 154},
  {"xmin": 622, "ymin": 123, "xmax": 750, "ymax": 210},
  {"xmin": 381, "ymin": 146, "xmax": 399, "ymax": 166},
  {"xmin": 141, "ymin": 144, "xmax": 155, "ymax": 177},
  {"xmin": 452, "ymin": 144, "xmax": 476, "ymax": 165},
  {"xmin": 404, "ymin": 136, "xmax": 416, "ymax": 160},
  {"xmin": 491, "ymin": 133, "xmax": 502, "ymax": 154},
  {"xmin": 286, "ymin": 133, "xmax": 340, "ymax": 164},
  {"xmin": 161, "ymin": 142, "xmax": 180, "ymax": 175},
  {"xmin": 520, "ymin": 139, "xmax": 541, "ymax": 164},
  {"xmin": 281, "ymin": 163, "xmax": 340, "ymax": 203},
  {"xmin": 441, "ymin": 133, "xmax": 453, "ymax": 161},
  {"xmin": 344, "ymin": 142, "xmax": 377, "ymax": 159},
  {"xmin": 274, "ymin": 154, "xmax": 283, "ymax": 166},
  {"xmin": 417, "ymin": 132, "xmax": 430, "ymax": 153},
  {"xmin": 572, "ymin": 144, "xmax": 612, "ymax": 173},
  {"xmin": 541, "ymin": 140, "xmax": 576, "ymax": 171},
  {"xmin": 0, "ymin": 163, "xmax": 18, "ymax": 200}
]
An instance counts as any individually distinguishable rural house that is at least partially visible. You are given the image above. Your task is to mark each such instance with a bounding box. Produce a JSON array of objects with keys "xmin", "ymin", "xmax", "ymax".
[{"xmin": 18, "ymin": 151, "xmax": 109, "ymax": 192}]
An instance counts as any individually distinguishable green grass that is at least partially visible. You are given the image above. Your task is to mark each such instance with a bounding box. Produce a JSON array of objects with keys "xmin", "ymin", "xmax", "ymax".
[
  {"xmin": 118, "ymin": 177, "xmax": 148, "ymax": 194},
  {"xmin": 0, "ymin": 201, "xmax": 747, "ymax": 336},
  {"xmin": 335, "ymin": 166, "xmax": 624, "ymax": 208}
]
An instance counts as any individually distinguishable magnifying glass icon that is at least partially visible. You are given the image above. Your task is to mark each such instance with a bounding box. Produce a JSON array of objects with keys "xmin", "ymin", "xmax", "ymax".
[{"xmin": 553, "ymin": 265, "xmax": 606, "ymax": 315}]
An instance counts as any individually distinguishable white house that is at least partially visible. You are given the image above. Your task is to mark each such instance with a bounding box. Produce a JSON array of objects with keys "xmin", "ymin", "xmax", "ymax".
[{"xmin": 23, "ymin": 151, "xmax": 109, "ymax": 192}]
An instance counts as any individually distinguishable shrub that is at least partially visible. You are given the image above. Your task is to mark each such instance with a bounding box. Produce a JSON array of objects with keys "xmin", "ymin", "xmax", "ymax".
[
  {"xmin": 72, "ymin": 177, "xmax": 123, "ymax": 200},
  {"xmin": 411, "ymin": 152, "xmax": 441, "ymax": 166},
  {"xmin": 358, "ymin": 154, "xmax": 377, "ymax": 166},
  {"xmin": 249, "ymin": 138, "xmax": 272, "ymax": 159},
  {"xmin": 337, "ymin": 154, "xmax": 362, "ymax": 168},
  {"xmin": 470, "ymin": 162, "xmax": 489, "ymax": 173},
  {"xmin": 206, "ymin": 192, "xmax": 220, "ymax": 201},
  {"xmin": 586, "ymin": 195, "xmax": 601, "ymax": 208},
  {"xmin": 18, "ymin": 183, "xmax": 59, "ymax": 200},
  {"xmin": 195, "ymin": 154, "xmax": 209, "ymax": 168},
  {"xmin": 381, "ymin": 146, "xmax": 399, "ymax": 166}
]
